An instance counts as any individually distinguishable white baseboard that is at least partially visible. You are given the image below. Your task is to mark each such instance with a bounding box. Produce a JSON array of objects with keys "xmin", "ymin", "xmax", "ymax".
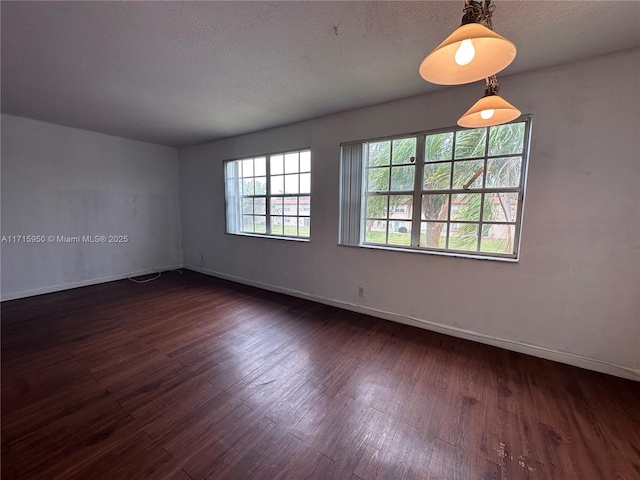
[
  {"xmin": 185, "ymin": 264, "xmax": 640, "ymax": 382},
  {"xmin": 0, "ymin": 264, "xmax": 185, "ymax": 302}
]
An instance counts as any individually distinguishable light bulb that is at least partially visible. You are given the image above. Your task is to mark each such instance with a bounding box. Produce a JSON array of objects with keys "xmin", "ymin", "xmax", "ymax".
[
  {"xmin": 480, "ymin": 109, "xmax": 495, "ymax": 120},
  {"xmin": 454, "ymin": 39, "xmax": 475, "ymax": 66}
]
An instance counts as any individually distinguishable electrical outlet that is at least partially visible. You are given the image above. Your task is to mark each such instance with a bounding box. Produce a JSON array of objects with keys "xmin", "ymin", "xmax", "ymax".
[{"xmin": 358, "ymin": 286, "xmax": 365, "ymax": 297}]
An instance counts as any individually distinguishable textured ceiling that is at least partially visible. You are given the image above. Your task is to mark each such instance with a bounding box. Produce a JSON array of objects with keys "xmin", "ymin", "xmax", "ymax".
[{"xmin": 2, "ymin": 1, "xmax": 639, "ymax": 147}]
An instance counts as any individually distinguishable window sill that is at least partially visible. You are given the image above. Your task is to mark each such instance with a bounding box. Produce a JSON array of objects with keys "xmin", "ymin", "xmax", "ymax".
[
  {"xmin": 226, "ymin": 232, "xmax": 310, "ymax": 242},
  {"xmin": 341, "ymin": 242, "xmax": 519, "ymax": 262}
]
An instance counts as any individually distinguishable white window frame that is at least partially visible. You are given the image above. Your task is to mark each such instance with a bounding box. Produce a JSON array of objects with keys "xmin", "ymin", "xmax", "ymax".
[
  {"xmin": 225, "ymin": 149, "xmax": 311, "ymax": 240},
  {"xmin": 339, "ymin": 117, "xmax": 532, "ymax": 261}
]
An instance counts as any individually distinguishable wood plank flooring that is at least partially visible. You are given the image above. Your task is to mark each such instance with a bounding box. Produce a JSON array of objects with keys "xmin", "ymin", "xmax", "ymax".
[{"xmin": 2, "ymin": 270, "xmax": 639, "ymax": 479}]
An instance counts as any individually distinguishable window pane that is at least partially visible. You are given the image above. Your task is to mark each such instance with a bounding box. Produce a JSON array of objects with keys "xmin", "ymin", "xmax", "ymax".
[
  {"xmin": 366, "ymin": 195, "xmax": 388, "ymax": 219},
  {"xmin": 300, "ymin": 173, "xmax": 311, "ymax": 194},
  {"xmin": 284, "ymin": 217, "xmax": 298, "ymax": 236},
  {"xmin": 455, "ymin": 128, "xmax": 487, "ymax": 159},
  {"xmin": 271, "ymin": 175, "xmax": 284, "ymax": 194},
  {"xmin": 392, "ymin": 138, "xmax": 416, "ymax": 164},
  {"xmin": 299, "ymin": 217, "xmax": 310, "ymax": 238},
  {"xmin": 291, "ymin": 197, "xmax": 300, "ymax": 215},
  {"xmin": 421, "ymin": 222, "xmax": 447, "ymax": 248},
  {"xmin": 271, "ymin": 155, "xmax": 284, "ymax": 175},
  {"xmin": 254, "ymin": 157, "xmax": 266, "ymax": 176},
  {"xmin": 255, "ymin": 177, "xmax": 267, "ymax": 195},
  {"xmin": 300, "ymin": 151, "xmax": 311, "ymax": 172},
  {"xmin": 285, "ymin": 152, "xmax": 299, "ymax": 173},
  {"xmin": 242, "ymin": 215, "xmax": 254, "ymax": 232},
  {"xmin": 389, "ymin": 195, "xmax": 412, "ymax": 220},
  {"xmin": 243, "ymin": 178, "xmax": 254, "ymax": 195},
  {"xmin": 422, "ymin": 194, "xmax": 449, "ymax": 220},
  {"xmin": 365, "ymin": 220, "xmax": 387, "ymax": 243},
  {"xmin": 390, "ymin": 166, "xmax": 415, "ymax": 191},
  {"xmin": 424, "ymin": 163, "xmax": 451, "ymax": 190},
  {"xmin": 254, "ymin": 216, "xmax": 266, "ymax": 233},
  {"xmin": 480, "ymin": 224, "xmax": 515, "ymax": 254},
  {"xmin": 285, "ymin": 174, "xmax": 299, "ymax": 194},
  {"xmin": 483, "ymin": 193, "xmax": 519, "ymax": 222},
  {"xmin": 368, "ymin": 141, "xmax": 390, "ymax": 166},
  {"xmin": 452, "ymin": 160, "xmax": 484, "ymax": 189},
  {"xmin": 449, "ymin": 223, "xmax": 479, "ymax": 251},
  {"xmin": 242, "ymin": 197, "xmax": 253, "ymax": 214},
  {"xmin": 388, "ymin": 221, "xmax": 411, "ymax": 246},
  {"xmin": 367, "ymin": 168, "xmax": 389, "ymax": 192},
  {"xmin": 242, "ymin": 159, "xmax": 254, "ymax": 177},
  {"xmin": 271, "ymin": 216, "xmax": 284, "ymax": 235},
  {"xmin": 486, "ymin": 157, "xmax": 522, "ymax": 188},
  {"xmin": 299, "ymin": 196, "xmax": 310, "ymax": 216},
  {"xmin": 283, "ymin": 197, "xmax": 297, "ymax": 215},
  {"xmin": 425, "ymin": 132, "xmax": 453, "ymax": 162},
  {"xmin": 489, "ymin": 122, "xmax": 525, "ymax": 156},
  {"xmin": 270, "ymin": 197, "xmax": 283, "ymax": 215},
  {"xmin": 254, "ymin": 197, "xmax": 266, "ymax": 215},
  {"xmin": 451, "ymin": 193, "xmax": 481, "ymax": 221}
]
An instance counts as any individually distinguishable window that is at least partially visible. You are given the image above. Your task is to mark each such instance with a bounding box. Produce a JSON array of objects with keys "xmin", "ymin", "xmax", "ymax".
[
  {"xmin": 339, "ymin": 118, "xmax": 531, "ymax": 259},
  {"xmin": 225, "ymin": 149, "xmax": 311, "ymax": 239}
]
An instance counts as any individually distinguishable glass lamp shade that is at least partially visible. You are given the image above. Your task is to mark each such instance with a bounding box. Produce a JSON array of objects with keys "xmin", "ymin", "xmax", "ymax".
[
  {"xmin": 419, "ymin": 23, "xmax": 516, "ymax": 85},
  {"xmin": 457, "ymin": 94, "xmax": 521, "ymax": 128}
]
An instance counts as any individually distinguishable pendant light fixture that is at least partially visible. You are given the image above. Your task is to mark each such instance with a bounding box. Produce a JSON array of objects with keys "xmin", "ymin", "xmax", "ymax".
[
  {"xmin": 419, "ymin": 0, "xmax": 516, "ymax": 85},
  {"xmin": 457, "ymin": 75, "xmax": 520, "ymax": 128}
]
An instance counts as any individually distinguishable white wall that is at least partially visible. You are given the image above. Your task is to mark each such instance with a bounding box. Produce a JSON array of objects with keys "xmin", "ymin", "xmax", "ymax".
[
  {"xmin": 1, "ymin": 114, "xmax": 183, "ymax": 300},
  {"xmin": 179, "ymin": 49, "xmax": 640, "ymax": 380}
]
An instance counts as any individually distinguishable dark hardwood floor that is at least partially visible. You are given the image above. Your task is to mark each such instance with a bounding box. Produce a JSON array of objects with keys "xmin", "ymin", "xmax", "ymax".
[{"xmin": 2, "ymin": 270, "xmax": 639, "ymax": 479}]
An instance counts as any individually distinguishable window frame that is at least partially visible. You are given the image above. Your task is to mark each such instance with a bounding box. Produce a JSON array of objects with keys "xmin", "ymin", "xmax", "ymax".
[
  {"xmin": 340, "ymin": 116, "xmax": 532, "ymax": 261},
  {"xmin": 224, "ymin": 148, "xmax": 311, "ymax": 241}
]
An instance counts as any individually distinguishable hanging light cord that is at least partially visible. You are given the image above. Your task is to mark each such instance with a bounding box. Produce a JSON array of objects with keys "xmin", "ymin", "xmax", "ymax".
[
  {"xmin": 462, "ymin": 0, "xmax": 496, "ymax": 29},
  {"xmin": 484, "ymin": 75, "xmax": 500, "ymax": 96}
]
